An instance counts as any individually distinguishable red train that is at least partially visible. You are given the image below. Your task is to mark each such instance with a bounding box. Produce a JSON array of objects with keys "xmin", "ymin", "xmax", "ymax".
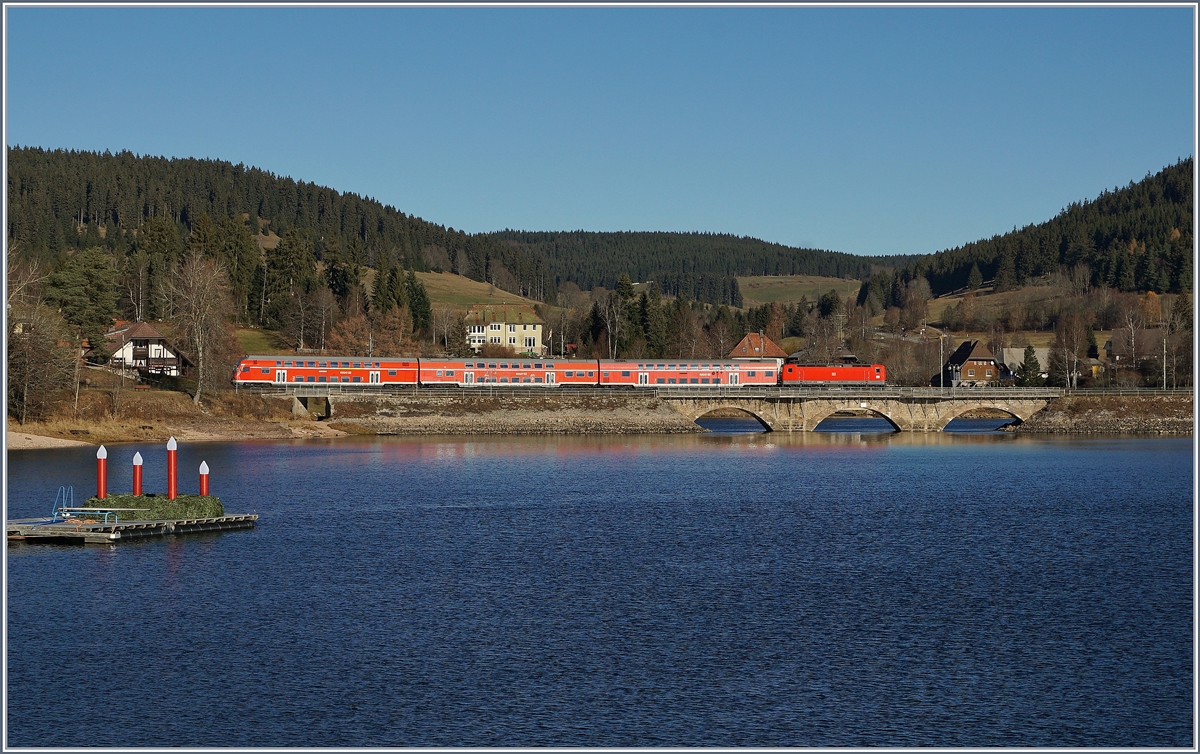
[{"xmin": 233, "ymin": 356, "xmax": 886, "ymax": 387}]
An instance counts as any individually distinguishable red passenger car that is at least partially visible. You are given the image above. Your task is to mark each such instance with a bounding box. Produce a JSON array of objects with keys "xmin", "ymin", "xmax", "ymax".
[
  {"xmin": 597, "ymin": 359, "xmax": 780, "ymax": 386},
  {"xmin": 233, "ymin": 355, "xmax": 419, "ymax": 386}
]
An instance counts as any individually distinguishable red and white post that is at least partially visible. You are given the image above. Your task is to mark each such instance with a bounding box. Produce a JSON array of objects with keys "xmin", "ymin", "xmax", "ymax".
[
  {"xmin": 96, "ymin": 445, "xmax": 108, "ymax": 500},
  {"xmin": 199, "ymin": 461, "xmax": 210, "ymax": 496},
  {"xmin": 167, "ymin": 436, "xmax": 178, "ymax": 500},
  {"xmin": 132, "ymin": 451, "xmax": 143, "ymax": 496}
]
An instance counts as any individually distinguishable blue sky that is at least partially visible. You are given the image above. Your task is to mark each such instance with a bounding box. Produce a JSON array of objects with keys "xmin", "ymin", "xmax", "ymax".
[{"xmin": 4, "ymin": 5, "xmax": 1194, "ymax": 258}]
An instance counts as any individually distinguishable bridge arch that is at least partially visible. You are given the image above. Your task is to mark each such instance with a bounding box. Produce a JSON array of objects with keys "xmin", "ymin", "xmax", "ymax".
[
  {"xmin": 931, "ymin": 403, "xmax": 1024, "ymax": 432},
  {"xmin": 805, "ymin": 403, "xmax": 903, "ymax": 432},
  {"xmin": 693, "ymin": 407, "xmax": 772, "ymax": 431}
]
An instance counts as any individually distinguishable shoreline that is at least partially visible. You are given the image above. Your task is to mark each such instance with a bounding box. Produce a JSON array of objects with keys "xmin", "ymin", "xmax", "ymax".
[{"xmin": 8, "ymin": 393, "xmax": 1191, "ymax": 447}]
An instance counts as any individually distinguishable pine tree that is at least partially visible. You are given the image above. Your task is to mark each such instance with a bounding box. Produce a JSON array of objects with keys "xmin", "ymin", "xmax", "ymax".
[
  {"xmin": 405, "ymin": 270, "xmax": 431, "ymax": 333},
  {"xmin": 967, "ymin": 263, "xmax": 983, "ymax": 291},
  {"xmin": 1015, "ymin": 344, "xmax": 1044, "ymax": 387}
]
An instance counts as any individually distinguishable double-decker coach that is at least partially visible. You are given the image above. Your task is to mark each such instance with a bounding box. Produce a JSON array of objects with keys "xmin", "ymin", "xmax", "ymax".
[
  {"xmin": 233, "ymin": 355, "xmax": 418, "ymax": 386},
  {"xmin": 597, "ymin": 359, "xmax": 781, "ymax": 386}
]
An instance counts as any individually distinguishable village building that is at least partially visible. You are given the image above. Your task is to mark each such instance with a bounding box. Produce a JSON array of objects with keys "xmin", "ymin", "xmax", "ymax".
[
  {"xmin": 728, "ymin": 332, "xmax": 787, "ymax": 359},
  {"xmin": 1104, "ymin": 328, "xmax": 1166, "ymax": 367},
  {"xmin": 465, "ymin": 305, "xmax": 546, "ymax": 355},
  {"xmin": 936, "ymin": 340, "xmax": 1000, "ymax": 387},
  {"xmin": 102, "ymin": 321, "xmax": 190, "ymax": 377},
  {"xmin": 998, "ymin": 347, "xmax": 1051, "ymax": 383}
]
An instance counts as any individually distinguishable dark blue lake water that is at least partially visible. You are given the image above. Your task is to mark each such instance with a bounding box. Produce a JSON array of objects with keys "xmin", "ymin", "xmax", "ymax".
[{"xmin": 6, "ymin": 421, "xmax": 1194, "ymax": 746}]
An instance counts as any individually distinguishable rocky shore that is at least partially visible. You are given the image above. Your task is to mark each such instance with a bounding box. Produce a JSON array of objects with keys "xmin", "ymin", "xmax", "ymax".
[
  {"xmin": 326, "ymin": 393, "xmax": 703, "ymax": 435},
  {"xmin": 1010, "ymin": 394, "xmax": 1193, "ymax": 435}
]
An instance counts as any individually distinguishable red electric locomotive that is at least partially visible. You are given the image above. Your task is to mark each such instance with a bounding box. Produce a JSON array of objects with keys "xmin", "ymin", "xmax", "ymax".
[{"xmin": 780, "ymin": 363, "xmax": 886, "ymax": 384}]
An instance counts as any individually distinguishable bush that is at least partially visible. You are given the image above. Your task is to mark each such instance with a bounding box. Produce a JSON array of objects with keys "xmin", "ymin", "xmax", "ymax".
[{"xmin": 82, "ymin": 493, "xmax": 224, "ymax": 520}]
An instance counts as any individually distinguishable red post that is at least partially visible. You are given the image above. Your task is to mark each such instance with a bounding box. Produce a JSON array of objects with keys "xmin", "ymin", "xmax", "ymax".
[
  {"xmin": 167, "ymin": 436, "xmax": 178, "ymax": 500},
  {"xmin": 199, "ymin": 461, "xmax": 210, "ymax": 496},
  {"xmin": 132, "ymin": 451, "xmax": 143, "ymax": 496},
  {"xmin": 96, "ymin": 445, "xmax": 108, "ymax": 500}
]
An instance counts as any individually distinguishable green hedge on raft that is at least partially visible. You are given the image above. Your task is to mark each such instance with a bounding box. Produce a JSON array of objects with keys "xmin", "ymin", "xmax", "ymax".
[{"xmin": 82, "ymin": 494, "xmax": 225, "ymax": 520}]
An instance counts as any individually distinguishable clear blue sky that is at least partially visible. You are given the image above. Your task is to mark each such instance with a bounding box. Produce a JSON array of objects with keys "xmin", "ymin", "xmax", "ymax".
[{"xmin": 5, "ymin": 5, "xmax": 1194, "ymax": 258}]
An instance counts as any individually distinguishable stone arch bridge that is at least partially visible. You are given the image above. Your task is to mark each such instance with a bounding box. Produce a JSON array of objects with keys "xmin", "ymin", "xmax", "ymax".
[{"xmin": 659, "ymin": 387, "xmax": 1061, "ymax": 432}]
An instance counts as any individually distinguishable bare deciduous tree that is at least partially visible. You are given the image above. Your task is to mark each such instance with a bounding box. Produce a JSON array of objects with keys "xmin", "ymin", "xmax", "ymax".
[{"xmin": 169, "ymin": 252, "xmax": 234, "ymax": 405}]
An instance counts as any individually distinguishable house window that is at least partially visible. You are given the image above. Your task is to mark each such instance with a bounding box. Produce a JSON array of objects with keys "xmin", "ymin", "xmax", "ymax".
[
  {"xmin": 986, "ymin": 370, "xmax": 993, "ymax": 377},
  {"xmin": 508, "ymin": 337, "xmax": 516, "ymax": 345},
  {"xmin": 490, "ymin": 323, "xmax": 501, "ymax": 331},
  {"xmin": 968, "ymin": 369, "xmax": 976, "ymax": 377},
  {"xmin": 508, "ymin": 324, "xmax": 516, "ymax": 332}
]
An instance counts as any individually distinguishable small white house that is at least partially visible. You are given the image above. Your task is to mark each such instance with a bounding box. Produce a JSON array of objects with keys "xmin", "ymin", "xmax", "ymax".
[{"xmin": 104, "ymin": 322, "xmax": 188, "ymax": 376}]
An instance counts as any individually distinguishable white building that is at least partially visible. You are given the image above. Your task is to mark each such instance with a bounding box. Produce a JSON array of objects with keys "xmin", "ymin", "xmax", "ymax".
[{"xmin": 465, "ymin": 305, "xmax": 545, "ymax": 355}]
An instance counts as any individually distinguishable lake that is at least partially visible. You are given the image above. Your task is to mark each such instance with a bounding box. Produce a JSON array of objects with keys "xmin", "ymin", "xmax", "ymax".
[{"xmin": 6, "ymin": 420, "xmax": 1193, "ymax": 746}]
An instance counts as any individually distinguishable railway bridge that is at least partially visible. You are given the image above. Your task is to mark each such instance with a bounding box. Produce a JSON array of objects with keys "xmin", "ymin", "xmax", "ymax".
[{"xmin": 657, "ymin": 386, "xmax": 1062, "ymax": 432}]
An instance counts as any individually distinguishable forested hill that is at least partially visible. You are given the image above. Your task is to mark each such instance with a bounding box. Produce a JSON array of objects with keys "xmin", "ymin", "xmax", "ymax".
[
  {"xmin": 6, "ymin": 147, "xmax": 555, "ymax": 302},
  {"xmin": 893, "ymin": 158, "xmax": 1193, "ymax": 298},
  {"xmin": 489, "ymin": 230, "xmax": 917, "ymax": 307}
]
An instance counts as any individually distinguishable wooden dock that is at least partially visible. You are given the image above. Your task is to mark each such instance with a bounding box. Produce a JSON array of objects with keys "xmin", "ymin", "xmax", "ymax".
[{"xmin": 6, "ymin": 514, "xmax": 258, "ymax": 544}]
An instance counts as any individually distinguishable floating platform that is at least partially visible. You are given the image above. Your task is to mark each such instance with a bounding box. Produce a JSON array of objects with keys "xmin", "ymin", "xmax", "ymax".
[{"xmin": 6, "ymin": 514, "xmax": 258, "ymax": 545}]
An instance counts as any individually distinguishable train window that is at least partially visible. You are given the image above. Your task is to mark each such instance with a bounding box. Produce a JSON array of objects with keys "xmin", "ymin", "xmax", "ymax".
[
  {"xmin": 534, "ymin": 363, "xmax": 543, "ymax": 368},
  {"xmin": 465, "ymin": 363, "xmax": 473, "ymax": 368},
  {"xmin": 318, "ymin": 376, "xmax": 326, "ymax": 382},
  {"xmin": 535, "ymin": 377, "xmax": 543, "ymax": 383},
  {"xmin": 488, "ymin": 363, "xmax": 497, "ymax": 369},
  {"xmin": 565, "ymin": 371, "xmax": 574, "ymax": 377},
  {"xmin": 500, "ymin": 363, "xmax": 509, "ymax": 368},
  {"xmin": 307, "ymin": 376, "xmax": 315, "ymax": 382},
  {"xmin": 602, "ymin": 372, "xmax": 609, "ymax": 377},
  {"xmin": 588, "ymin": 371, "xmax": 594, "ymax": 377},
  {"xmin": 241, "ymin": 366, "xmax": 250, "ymax": 372},
  {"xmin": 748, "ymin": 371, "xmax": 756, "ymax": 377},
  {"xmin": 284, "ymin": 361, "xmax": 292, "ymax": 367},
  {"xmin": 276, "ymin": 361, "xmax": 283, "ymax": 367},
  {"xmin": 690, "ymin": 378, "xmax": 699, "ymax": 384},
  {"xmin": 306, "ymin": 361, "xmax": 314, "ymax": 367},
  {"xmin": 478, "ymin": 363, "xmax": 486, "ymax": 368},
  {"xmin": 656, "ymin": 378, "xmax": 665, "ymax": 384},
  {"xmin": 340, "ymin": 361, "xmax": 349, "ymax": 367},
  {"xmin": 523, "ymin": 378, "xmax": 532, "ymax": 383},
  {"xmin": 342, "ymin": 377, "xmax": 350, "ymax": 383},
  {"xmin": 436, "ymin": 370, "xmax": 443, "ymax": 376},
  {"xmin": 875, "ymin": 367, "xmax": 881, "ymax": 373},
  {"xmin": 294, "ymin": 376, "xmax": 303, "ymax": 382},
  {"xmin": 668, "ymin": 378, "xmax": 676, "ymax": 384},
  {"xmin": 621, "ymin": 371, "xmax": 631, "ymax": 377},
  {"xmin": 500, "ymin": 377, "xmax": 509, "ymax": 383},
  {"xmin": 657, "ymin": 364, "xmax": 665, "ymax": 369},
  {"xmin": 388, "ymin": 370, "xmax": 397, "ymax": 376},
  {"xmin": 701, "ymin": 378, "xmax": 710, "ymax": 384},
  {"xmin": 318, "ymin": 362, "xmax": 326, "ymax": 368},
  {"xmin": 447, "ymin": 370, "xmax": 454, "ymax": 376},
  {"xmin": 522, "ymin": 363, "xmax": 531, "ymax": 369},
  {"xmin": 766, "ymin": 370, "xmax": 774, "ymax": 377},
  {"xmin": 260, "ymin": 368, "xmax": 270, "ymax": 374},
  {"xmin": 353, "ymin": 362, "xmax": 362, "ymax": 368},
  {"xmin": 353, "ymin": 376, "xmax": 362, "ymax": 383}
]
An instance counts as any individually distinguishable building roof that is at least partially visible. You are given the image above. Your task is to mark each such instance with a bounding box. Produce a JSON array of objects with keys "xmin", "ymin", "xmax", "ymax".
[
  {"xmin": 729, "ymin": 332, "xmax": 787, "ymax": 359},
  {"xmin": 946, "ymin": 340, "xmax": 996, "ymax": 366},
  {"xmin": 104, "ymin": 321, "xmax": 171, "ymax": 345},
  {"xmin": 465, "ymin": 304, "xmax": 543, "ymax": 326}
]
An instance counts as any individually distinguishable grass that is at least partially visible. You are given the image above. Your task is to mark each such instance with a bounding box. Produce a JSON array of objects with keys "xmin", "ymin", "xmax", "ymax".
[
  {"xmin": 236, "ymin": 328, "xmax": 292, "ymax": 356},
  {"xmin": 737, "ymin": 275, "xmax": 862, "ymax": 308},
  {"xmin": 415, "ymin": 271, "xmax": 536, "ymax": 308}
]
